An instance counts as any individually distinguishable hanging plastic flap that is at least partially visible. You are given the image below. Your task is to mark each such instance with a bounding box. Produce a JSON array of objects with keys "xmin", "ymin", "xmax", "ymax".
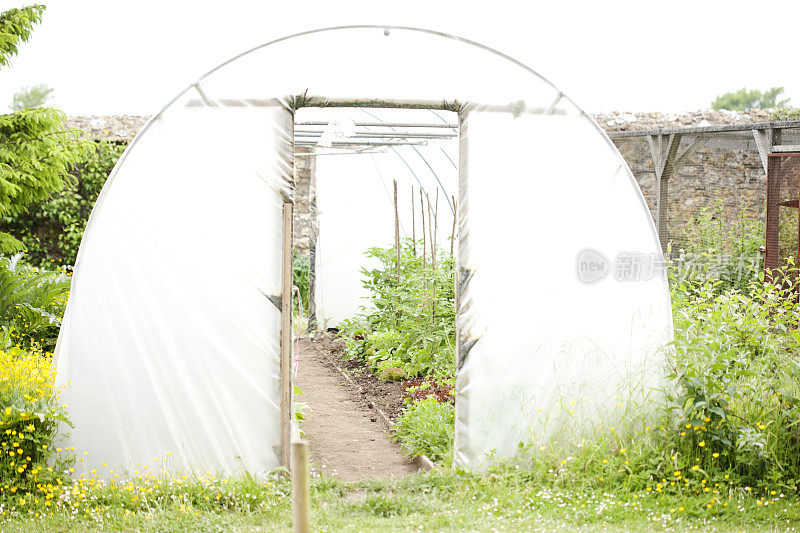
[
  {"xmin": 55, "ymin": 103, "xmax": 293, "ymax": 478},
  {"xmin": 453, "ymin": 110, "xmax": 671, "ymax": 468}
]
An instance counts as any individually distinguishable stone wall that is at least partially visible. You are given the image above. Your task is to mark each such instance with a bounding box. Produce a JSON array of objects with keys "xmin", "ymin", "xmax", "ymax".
[
  {"xmin": 597, "ymin": 110, "xmax": 772, "ymax": 248},
  {"xmin": 614, "ymin": 139, "xmax": 765, "ymax": 249}
]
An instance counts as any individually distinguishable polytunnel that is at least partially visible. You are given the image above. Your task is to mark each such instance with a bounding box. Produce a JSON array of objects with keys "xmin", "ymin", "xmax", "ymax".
[{"xmin": 53, "ymin": 26, "xmax": 673, "ymax": 478}]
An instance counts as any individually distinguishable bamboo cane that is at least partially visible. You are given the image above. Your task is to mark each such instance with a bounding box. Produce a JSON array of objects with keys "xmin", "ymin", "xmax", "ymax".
[
  {"xmin": 450, "ymin": 195, "xmax": 457, "ymax": 256},
  {"xmin": 394, "ymin": 180, "xmax": 401, "ymax": 284},
  {"xmin": 411, "ymin": 187, "xmax": 416, "ymax": 256},
  {"xmin": 420, "ymin": 188, "xmax": 427, "ymax": 269}
]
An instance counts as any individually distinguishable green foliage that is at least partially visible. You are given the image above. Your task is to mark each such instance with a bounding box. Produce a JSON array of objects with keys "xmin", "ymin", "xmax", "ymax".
[
  {"xmin": 0, "ymin": 348, "xmax": 72, "ymax": 498},
  {"xmin": 292, "ymin": 250, "xmax": 310, "ymax": 314},
  {"xmin": 1, "ymin": 141, "xmax": 123, "ymax": 266},
  {"xmin": 10, "ymin": 83, "xmax": 53, "ymax": 111},
  {"xmin": 293, "ymin": 384, "xmax": 310, "ymax": 424},
  {"xmin": 664, "ymin": 272, "xmax": 800, "ymax": 490},
  {"xmin": 0, "ymin": 254, "xmax": 69, "ymax": 350},
  {"xmin": 339, "ymin": 241, "xmax": 455, "ymax": 378},
  {"xmin": 671, "ymin": 199, "xmax": 764, "ymax": 293},
  {"xmin": 769, "ymin": 107, "xmax": 800, "ymax": 121},
  {"xmin": 712, "ymin": 87, "xmax": 790, "ymax": 111},
  {"xmin": 0, "ymin": 5, "xmax": 44, "ymax": 67},
  {"xmin": 0, "ymin": 5, "xmax": 93, "ymax": 254},
  {"xmin": 393, "ymin": 396, "xmax": 454, "ymax": 463}
]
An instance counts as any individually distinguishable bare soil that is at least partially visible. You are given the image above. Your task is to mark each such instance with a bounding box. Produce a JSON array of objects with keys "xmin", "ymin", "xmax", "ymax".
[
  {"xmin": 318, "ymin": 333, "xmax": 408, "ymax": 421},
  {"xmin": 295, "ymin": 334, "xmax": 417, "ymax": 481}
]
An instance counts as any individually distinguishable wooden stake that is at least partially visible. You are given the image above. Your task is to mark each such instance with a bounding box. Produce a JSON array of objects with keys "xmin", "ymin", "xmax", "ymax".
[
  {"xmin": 420, "ymin": 188, "xmax": 427, "ymax": 269},
  {"xmin": 291, "ymin": 440, "xmax": 311, "ymax": 533},
  {"xmin": 280, "ymin": 202, "xmax": 293, "ymax": 469},
  {"xmin": 411, "ymin": 187, "xmax": 416, "ymax": 256},
  {"xmin": 433, "ymin": 189, "xmax": 439, "ymax": 264},
  {"xmin": 427, "ymin": 193, "xmax": 435, "ymax": 270},
  {"xmin": 394, "ymin": 180, "xmax": 401, "ymax": 284},
  {"xmin": 450, "ymin": 195, "xmax": 457, "ymax": 257}
]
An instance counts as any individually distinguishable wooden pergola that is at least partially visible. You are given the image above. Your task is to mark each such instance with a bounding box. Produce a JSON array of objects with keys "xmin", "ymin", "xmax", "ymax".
[{"xmin": 609, "ymin": 120, "xmax": 800, "ymax": 252}]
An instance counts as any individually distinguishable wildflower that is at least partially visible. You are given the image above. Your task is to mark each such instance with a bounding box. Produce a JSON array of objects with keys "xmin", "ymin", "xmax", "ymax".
[{"xmin": 698, "ymin": 441, "xmax": 705, "ymax": 447}]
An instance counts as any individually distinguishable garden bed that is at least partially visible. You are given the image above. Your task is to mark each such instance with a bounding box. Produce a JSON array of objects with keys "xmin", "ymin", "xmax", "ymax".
[{"xmin": 310, "ymin": 332, "xmax": 407, "ymax": 423}]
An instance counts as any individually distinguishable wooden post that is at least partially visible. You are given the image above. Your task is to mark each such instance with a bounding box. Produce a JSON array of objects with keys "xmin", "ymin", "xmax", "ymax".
[
  {"xmin": 281, "ymin": 202, "xmax": 294, "ymax": 469},
  {"xmin": 394, "ymin": 180, "xmax": 401, "ymax": 283},
  {"xmin": 433, "ymin": 189, "xmax": 439, "ymax": 263},
  {"xmin": 647, "ymin": 134, "xmax": 682, "ymax": 252},
  {"xmin": 291, "ymin": 440, "xmax": 311, "ymax": 533},
  {"xmin": 411, "ymin": 187, "xmax": 416, "ymax": 256},
  {"xmin": 450, "ymin": 195, "xmax": 457, "ymax": 257},
  {"xmin": 455, "ymin": 107, "xmax": 469, "ymax": 375},
  {"xmin": 420, "ymin": 188, "xmax": 427, "ymax": 269},
  {"xmin": 427, "ymin": 193, "xmax": 436, "ymax": 270}
]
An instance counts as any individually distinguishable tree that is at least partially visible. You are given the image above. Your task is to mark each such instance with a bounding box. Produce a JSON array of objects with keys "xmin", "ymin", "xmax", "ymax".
[
  {"xmin": 711, "ymin": 87, "xmax": 791, "ymax": 111},
  {"xmin": 11, "ymin": 83, "xmax": 53, "ymax": 110},
  {"xmin": 0, "ymin": 6, "xmax": 91, "ymax": 253}
]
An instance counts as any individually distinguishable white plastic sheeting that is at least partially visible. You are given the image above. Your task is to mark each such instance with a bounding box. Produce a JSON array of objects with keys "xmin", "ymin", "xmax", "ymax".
[
  {"xmin": 54, "ymin": 102, "xmax": 293, "ymax": 478},
  {"xmin": 453, "ymin": 110, "xmax": 671, "ymax": 467},
  {"xmin": 54, "ymin": 26, "xmax": 672, "ymax": 477}
]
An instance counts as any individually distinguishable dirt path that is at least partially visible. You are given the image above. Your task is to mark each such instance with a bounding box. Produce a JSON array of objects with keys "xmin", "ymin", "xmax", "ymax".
[{"xmin": 295, "ymin": 336, "xmax": 419, "ymax": 481}]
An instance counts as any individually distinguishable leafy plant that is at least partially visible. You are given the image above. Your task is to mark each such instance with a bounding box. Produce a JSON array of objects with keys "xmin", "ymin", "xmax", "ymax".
[
  {"xmin": 292, "ymin": 250, "xmax": 310, "ymax": 315},
  {"xmin": 0, "ymin": 254, "xmax": 69, "ymax": 350},
  {"xmin": 339, "ymin": 240, "xmax": 455, "ymax": 378},
  {"xmin": 393, "ymin": 396, "xmax": 454, "ymax": 463},
  {"xmin": 661, "ymin": 270, "xmax": 800, "ymax": 489}
]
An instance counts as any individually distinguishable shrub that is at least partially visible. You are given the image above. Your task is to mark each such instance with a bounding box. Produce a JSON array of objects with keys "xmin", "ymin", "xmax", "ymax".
[
  {"xmin": 2, "ymin": 140, "xmax": 124, "ymax": 267},
  {"xmin": 0, "ymin": 254, "xmax": 70, "ymax": 350},
  {"xmin": 672, "ymin": 198, "xmax": 764, "ymax": 293},
  {"xmin": 393, "ymin": 396, "xmax": 454, "ymax": 464},
  {"xmin": 663, "ymin": 271, "xmax": 800, "ymax": 489},
  {"xmin": 0, "ymin": 348, "xmax": 72, "ymax": 499}
]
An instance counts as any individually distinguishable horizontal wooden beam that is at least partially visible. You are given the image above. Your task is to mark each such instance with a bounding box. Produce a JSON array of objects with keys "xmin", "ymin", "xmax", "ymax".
[
  {"xmin": 772, "ymin": 145, "xmax": 800, "ymax": 153},
  {"xmin": 609, "ymin": 121, "xmax": 800, "ymax": 139}
]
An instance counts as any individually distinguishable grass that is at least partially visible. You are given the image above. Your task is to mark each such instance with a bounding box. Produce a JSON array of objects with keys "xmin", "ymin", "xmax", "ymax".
[{"xmin": 1, "ymin": 469, "xmax": 799, "ymax": 532}]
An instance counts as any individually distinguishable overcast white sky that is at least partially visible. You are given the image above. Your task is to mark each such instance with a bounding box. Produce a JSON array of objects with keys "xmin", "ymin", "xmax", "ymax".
[{"xmin": 0, "ymin": 0, "xmax": 797, "ymax": 116}]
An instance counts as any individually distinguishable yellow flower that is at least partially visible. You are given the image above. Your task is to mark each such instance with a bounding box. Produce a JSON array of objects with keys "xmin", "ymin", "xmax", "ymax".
[
  {"xmin": 692, "ymin": 465, "xmax": 699, "ymax": 471},
  {"xmin": 712, "ymin": 453, "xmax": 719, "ymax": 458},
  {"xmin": 698, "ymin": 441, "xmax": 705, "ymax": 447}
]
